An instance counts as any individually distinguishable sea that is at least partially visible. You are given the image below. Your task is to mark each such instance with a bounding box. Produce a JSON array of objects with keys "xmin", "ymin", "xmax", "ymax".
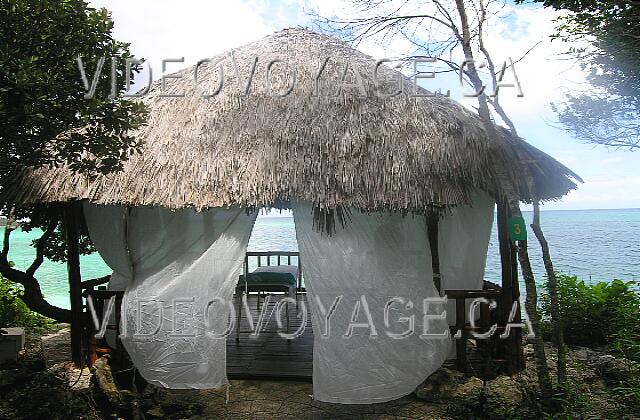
[{"xmin": 3, "ymin": 208, "xmax": 639, "ymax": 309}]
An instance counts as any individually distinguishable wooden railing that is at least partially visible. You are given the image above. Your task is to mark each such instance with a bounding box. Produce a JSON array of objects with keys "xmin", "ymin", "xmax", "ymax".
[
  {"xmin": 244, "ymin": 251, "xmax": 302, "ymax": 290},
  {"xmin": 79, "ymin": 264, "xmax": 515, "ymax": 374},
  {"xmin": 445, "ymin": 283, "xmax": 503, "ymax": 373},
  {"xmin": 80, "ymin": 276, "xmax": 119, "ymax": 366}
]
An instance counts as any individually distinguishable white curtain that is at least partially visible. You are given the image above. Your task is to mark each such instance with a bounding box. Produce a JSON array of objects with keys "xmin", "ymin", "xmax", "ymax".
[
  {"xmin": 84, "ymin": 203, "xmax": 257, "ymax": 389},
  {"xmin": 83, "ymin": 205, "xmax": 131, "ymax": 291},
  {"xmin": 439, "ymin": 192, "xmax": 495, "ymax": 325},
  {"xmin": 292, "ymin": 201, "xmax": 453, "ymax": 404},
  {"xmin": 82, "ymin": 193, "xmax": 493, "ymax": 398}
]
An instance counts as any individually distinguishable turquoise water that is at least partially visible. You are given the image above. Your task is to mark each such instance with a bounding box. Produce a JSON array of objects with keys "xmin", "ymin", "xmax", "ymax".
[
  {"xmin": 4, "ymin": 228, "xmax": 112, "ymax": 309},
  {"xmin": 486, "ymin": 208, "xmax": 639, "ymax": 287},
  {"xmin": 3, "ymin": 208, "xmax": 638, "ymax": 309}
]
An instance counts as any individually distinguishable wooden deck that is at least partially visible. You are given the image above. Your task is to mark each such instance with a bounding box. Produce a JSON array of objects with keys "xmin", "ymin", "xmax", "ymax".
[
  {"xmin": 227, "ymin": 293, "xmax": 313, "ymax": 381},
  {"xmin": 225, "ymin": 293, "xmax": 510, "ymax": 381}
]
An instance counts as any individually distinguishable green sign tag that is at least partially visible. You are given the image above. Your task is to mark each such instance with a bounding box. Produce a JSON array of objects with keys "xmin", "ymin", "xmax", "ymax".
[{"xmin": 508, "ymin": 216, "xmax": 527, "ymax": 241}]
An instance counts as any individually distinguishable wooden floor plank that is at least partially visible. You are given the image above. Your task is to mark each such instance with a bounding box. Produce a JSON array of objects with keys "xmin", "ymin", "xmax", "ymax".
[{"xmin": 227, "ymin": 294, "xmax": 313, "ymax": 381}]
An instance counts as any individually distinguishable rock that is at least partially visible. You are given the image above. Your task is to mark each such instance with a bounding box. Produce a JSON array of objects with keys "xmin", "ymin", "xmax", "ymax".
[
  {"xmin": 594, "ymin": 354, "xmax": 639, "ymax": 382},
  {"xmin": 48, "ymin": 361, "xmax": 92, "ymax": 390},
  {"xmin": 483, "ymin": 375, "xmax": 523, "ymax": 419},
  {"xmin": 0, "ymin": 327, "xmax": 25, "ymax": 364},
  {"xmin": 522, "ymin": 343, "xmax": 537, "ymax": 361},
  {"xmin": 0, "ymin": 369, "xmax": 32, "ymax": 391},
  {"xmin": 145, "ymin": 407, "xmax": 165, "ymax": 419},
  {"xmin": 454, "ymin": 377, "xmax": 485, "ymax": 407},
  {"xmin": 121, "ymin": 390, "xmax": 145, "ymax": 420},
  {"xmin": 415, "ymin": 368, "xmax": 461, "ymax": 402},
  {"xmin": 415, "ymin": 368, "xmax": 484, "ymax": 408},
  {"xmin": 160, "ymin": 399, "xmax": 204, "ymax": 418},
  {"xmin": 92, "ymin": 355, "xmax": 125, "ymax": 410},
  {"xmin": 572, "ymin": 346, "xmax": 598, "ymax": 363}
]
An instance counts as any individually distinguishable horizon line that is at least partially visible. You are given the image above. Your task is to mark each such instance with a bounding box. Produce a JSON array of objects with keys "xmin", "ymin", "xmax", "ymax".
[{"xmin": 258, "ymin": 207, "xmax": 640, "ymax": 217}]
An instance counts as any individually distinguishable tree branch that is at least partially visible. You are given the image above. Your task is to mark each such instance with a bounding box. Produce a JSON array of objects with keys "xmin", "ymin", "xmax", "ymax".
[
  {"xmin": 531, "ymin": 200, "xmax": 568, "ymax": 386},
  {"xmin": 0, "ymin": 262, "xmax": 71, "ymax": 323},
  {"xmin": 26, "ymin": 219, "xmax": 57, "ymax": 277},
  {"xmin": 2, "ymin": 207, "xmax": 16, "ymax": 260},
  {"xmin": 1, "ymin": 209, "xmax": 71, "ymax": 322}
]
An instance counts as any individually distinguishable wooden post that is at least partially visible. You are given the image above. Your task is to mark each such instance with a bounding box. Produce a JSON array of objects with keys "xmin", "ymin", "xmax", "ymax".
[
  {"xmin": 455, "ymin": 296, "xmax": 467, "ymax": 372},
  {"xmin": 85, "ymin": 287, "xmax": 97, "ymax": 367},
  {"xmin": 496, "ymin": 200, "xmax": 513, "ymax": 325},
  {"xmin": 426, "ymin": 213, "xmax": 441, "ymax": 293},
  {"xmin": 114, "ymin": 293, "xmax": 123, "ymax": 351},
  {"xmin": 496, "ymin": 198, "xmax": 524, "ymax": 373},
  {"xmin": 510, "ymin": 227, "xmax": 525, "ymax": 371},
  {"xmin": 297, "ymin": 256, "xmax": 302, "ymax": 291},
  {"xmin": 65, "ymin": 204, "xmax": 83, "ymax": 367}
]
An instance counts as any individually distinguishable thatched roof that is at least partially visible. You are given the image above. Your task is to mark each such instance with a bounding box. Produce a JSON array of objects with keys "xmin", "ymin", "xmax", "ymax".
[{"xmin": 4, "ymin": 28, "xmax": 580, "ymax": 214}]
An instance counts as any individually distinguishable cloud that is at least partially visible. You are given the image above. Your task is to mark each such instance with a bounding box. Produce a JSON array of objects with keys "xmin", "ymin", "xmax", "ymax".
[
  {"xmin": 299, "ymin": 0, "xmax": 591, "ymax": 120},
  {"xmin": 85, "ymin": 0, "xmax": 637, "ymax": 210},
  {"xmin": 470, "ymin": 4, "xmax": 591, "ymax": 120},
  {"xmin": 558, "ymin": 175, "xmax": 640, "ymax": 209},
  {"xmin": 88, "ymin": 0, "xmax": 277, "ymax": 88}
]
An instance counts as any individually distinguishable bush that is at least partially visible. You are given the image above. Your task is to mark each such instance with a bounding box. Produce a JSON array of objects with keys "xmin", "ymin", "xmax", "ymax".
[
  {"xmin": 0, "ymin": 273, "xmax": 55, "ymax": 335},
  {"xmin": 0, "ymin": 370, "xmax": 98, "ymax": 420},
  {"xmin": 544, "ymin": 379, "xmax": 595, "ymax": 420},
  {"xmin": 540, "ymin": 274, "xmax": 640, "ymax": 361}
]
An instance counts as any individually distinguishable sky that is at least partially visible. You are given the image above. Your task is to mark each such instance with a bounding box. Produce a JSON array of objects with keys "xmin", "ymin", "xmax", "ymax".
[{"xmin": 87, "ymin": 0, "xmax": 640, "ymax": 212}]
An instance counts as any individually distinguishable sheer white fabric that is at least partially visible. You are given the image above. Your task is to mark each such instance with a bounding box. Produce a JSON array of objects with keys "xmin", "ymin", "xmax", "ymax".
[
  {"xmin": 439, "ymin": 192, "xmax": 495, "ymax": 325},
  {"xmin": 83, "ymin": 204, "xmax": 257, "ymax": 389},
  {"xmin": 83, "ymin": 194, "xmax": 493, "ymax": 399},
  {"xmin": 83, "ymin": 205, "xmax": 131, "ymax": 291},
  {"xmin": 292, "ymin": 201, "xmax": 453, "ymax": 404}
]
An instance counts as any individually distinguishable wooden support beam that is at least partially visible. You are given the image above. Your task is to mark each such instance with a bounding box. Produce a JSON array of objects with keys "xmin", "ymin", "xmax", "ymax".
[
  {"xmin": 446, "ymin": 288, "xmax": 505, "ymax": 374},
  {"xmin": 445, "ymin": 289, "xmax": 502, "ymax": 299},
  {"xmin": 510, "ymin": 225, "xmax": 525, "ymax": 371},
  {"xmin": 426, "ymin": 213, "xmax": 441, "ymax": 293},
  {"xmin": 455, "ymin": 297, "xmax": 467, "ymax": 372},
  {"xmin": 496, "ymin": 199, "xmax": 513, "ymax": 324},
  {"xmin": 297, "ymin": 257, "xmax": 302, "ymax": 291},
  {"xmin": 64, "ymin": 204, "xmax": 83, "ymax": 367},
  {"xmin": 81, "ymin": 275, "xmax": 110, "ymax": 289},
  {"xmin": 496, "ymin": 198, "xmax": 524, "ymax": 373},
  {"xmin": 114, "ymin": 293, "xmax": 123, "ymax": 351}
]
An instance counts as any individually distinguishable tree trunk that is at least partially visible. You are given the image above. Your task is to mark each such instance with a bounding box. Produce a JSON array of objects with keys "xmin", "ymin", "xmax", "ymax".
[
  {"xmin": 1, "ymin": 210, "xmax": 72, "ymax": 322},
  {"xmin": 516, "ymin": 235, "xmax": 554, "ymax": 398},
  {"xmin": 453, "ymin": 0, "xmax": 553, "ymax": 401},
  {"xmin": 93, "ymin": 355, "xmax": 145, "ymax": 419},
  {"xmin": 531, "ymin": 200, "xmax": 567, "ymax": 385},
  {"xmin": 93, "ymin": 356, "xmax": 125, "ymax": 410},
  {"xmin": 0, "ymin": 263, "xmax": 72, "ymax": 322}
]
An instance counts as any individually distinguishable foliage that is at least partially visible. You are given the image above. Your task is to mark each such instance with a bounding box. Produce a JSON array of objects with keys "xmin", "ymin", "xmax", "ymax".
[
  {"xmin": 612, "ymin": 375, "xmax": 640, "ymax": 410},
  {"xmin": 0, "ymin": 370, "xmax": 98, "ymax": 420},
  {"xmin": 0, "ymin": 271, "xmax": 54, "ymax": 335},
  {"xmin": 0, "ymin": 0, "xmax": 146, "ymax": 319},
  {"xmin": 543, "ymin": 379, "xmax": 595, "ymax": 420},
  {"xmin": 519, "ymin": 0, "xmax": 640, "ymax": 150},
  {"xmin": 540, "ymin": 274, "xmax": 640, "ymax": 361},
  {"xmin": 22, "ymin": 207, "xmax": 97, "ymax": 262},
  {"xmin": 0, "ymin": 0, "xmax": 148, "ymax": 178}
]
